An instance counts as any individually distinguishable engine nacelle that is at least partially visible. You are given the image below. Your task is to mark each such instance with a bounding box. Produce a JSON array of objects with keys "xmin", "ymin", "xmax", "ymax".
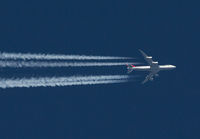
[
  {"xmin": 152, "ymin": 61, "xmax": 158, "ymax": 64},
  {"xmin": 150, "ymin": 77, "xmax": 154, "ymax": 81}
]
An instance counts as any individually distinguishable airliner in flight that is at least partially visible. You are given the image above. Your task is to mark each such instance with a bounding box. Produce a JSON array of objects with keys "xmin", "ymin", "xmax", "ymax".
[{"xmin": 127, "ymin": 50, "xmax": 176, "ymax": 84}]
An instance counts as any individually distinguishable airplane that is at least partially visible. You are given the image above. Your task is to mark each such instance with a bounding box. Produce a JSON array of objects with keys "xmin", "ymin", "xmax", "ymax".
[{"xmin": 127, "ymin": 49, "xmax": 176, "ymax": 84}]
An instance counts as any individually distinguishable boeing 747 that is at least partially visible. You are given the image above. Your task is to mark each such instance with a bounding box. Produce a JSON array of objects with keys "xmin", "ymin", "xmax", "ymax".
[{"xmin": 127, "ymin": 50, "xmax": 176, "ymax": 84}]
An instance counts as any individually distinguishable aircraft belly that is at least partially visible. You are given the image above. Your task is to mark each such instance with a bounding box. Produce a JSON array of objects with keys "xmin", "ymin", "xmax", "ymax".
[
  {"xmin": 133, "ymin": 66, "xmax": 150, "ymax": 71},
  {"xmin": 159, "ymin": 65, "xmax": 175, "ymax": 70}
]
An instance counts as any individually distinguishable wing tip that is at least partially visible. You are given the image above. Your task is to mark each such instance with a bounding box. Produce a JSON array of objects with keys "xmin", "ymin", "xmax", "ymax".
[{"xmin": 138, "ymin": 49, "xmax": 142, "ymax": 53}]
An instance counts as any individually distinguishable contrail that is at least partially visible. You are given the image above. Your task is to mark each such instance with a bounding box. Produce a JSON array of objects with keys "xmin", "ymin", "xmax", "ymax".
[
  {"xmin": 0, "ymin": 61, "xmax": 139, "ymax": 68},
  {"xmin": 0, "ymin": 52, "xmax": 133, "ymax": 60},
  {"xmin": 0, "ymin": 75, "xmax": 133, "ymax": 88}
]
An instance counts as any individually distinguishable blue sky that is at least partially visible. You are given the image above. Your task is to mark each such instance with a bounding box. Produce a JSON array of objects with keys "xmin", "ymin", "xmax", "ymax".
[{"xmin": 0, "ymin": 0, "xmax": 199, "ymax": 138}]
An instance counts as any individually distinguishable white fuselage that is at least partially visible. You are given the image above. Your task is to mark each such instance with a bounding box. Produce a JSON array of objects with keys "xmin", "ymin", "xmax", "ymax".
[
  {"xmin": 132, "ymin": 65, "xmax": 176, "ymax": 72},
  {"xmin": 132, "ymin": 49, "xmax": 176, "ymax": 84}
]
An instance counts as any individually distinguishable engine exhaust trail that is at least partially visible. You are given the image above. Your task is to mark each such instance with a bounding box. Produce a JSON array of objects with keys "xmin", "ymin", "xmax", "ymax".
[
  {"xmin": 0, "ymin": 61, "xmax": 139, "ymax": 68},
  {"xmin": 0, "ymin": 75, "xmax": 134, "ymax": 88},
  {"xmin": 0, "ymin": 52, "xmax": 133, "ymax": 60}
]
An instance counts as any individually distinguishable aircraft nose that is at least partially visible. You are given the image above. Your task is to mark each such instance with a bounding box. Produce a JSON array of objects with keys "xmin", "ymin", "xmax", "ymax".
[{"xmin": 172, "ymin": 65, "xmax": 176, "ymax": 68}]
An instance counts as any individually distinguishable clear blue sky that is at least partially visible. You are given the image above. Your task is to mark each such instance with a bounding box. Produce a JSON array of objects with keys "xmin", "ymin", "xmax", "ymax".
[{"xmin": 0, "ymin": 0, "xmax": 199, "ymax": 138}]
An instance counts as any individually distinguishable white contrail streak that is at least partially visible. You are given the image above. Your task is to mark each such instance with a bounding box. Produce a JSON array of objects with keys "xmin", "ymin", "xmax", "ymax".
[
  {"xmin": 0, "ymin": 61, "xmax": 138, "ymax": 68},
  {"xmin": 0, "ymin": 75, "xmax": 133, "ymax": 88},
  {"xmin": 0, "ymin": 52, "xmax": 133, "ymax": 60}
]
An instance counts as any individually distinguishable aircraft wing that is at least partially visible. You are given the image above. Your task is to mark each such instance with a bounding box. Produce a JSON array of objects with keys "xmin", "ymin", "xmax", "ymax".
[
  {"xmin": 142, "ymin": 78, "xmax": 149, "ymax": 84},
  {"xmin": 141, "ymin": 72, "xmax": 154, "ymax": 84},
  {"xmin": 139, "ymin": 49, "xmax": 154, "ymax": 66},
  {"xmin": 142, "ymin": 70, "xmax": 159, "ymax": 84}
]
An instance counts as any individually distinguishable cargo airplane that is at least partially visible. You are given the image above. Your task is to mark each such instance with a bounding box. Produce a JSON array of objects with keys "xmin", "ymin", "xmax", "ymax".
[{"xmin": 127, "ymin": 50, "xmax": 176, "ymax": 84}]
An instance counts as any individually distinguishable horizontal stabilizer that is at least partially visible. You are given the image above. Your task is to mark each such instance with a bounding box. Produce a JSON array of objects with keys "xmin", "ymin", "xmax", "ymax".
[{"xmin": 126, "ymin": 64, "xmax": 135, "ymax": 73}]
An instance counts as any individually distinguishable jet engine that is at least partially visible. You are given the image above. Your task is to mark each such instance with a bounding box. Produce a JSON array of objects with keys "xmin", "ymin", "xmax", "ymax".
[{"xmin": 152, "ymin": 61, "xmax": 158, "ymax": 64}]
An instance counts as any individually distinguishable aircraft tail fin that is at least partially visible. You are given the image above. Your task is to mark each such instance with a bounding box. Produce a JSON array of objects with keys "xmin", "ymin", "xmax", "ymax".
[{"xmin": 126, "ymin": 64, "xmax": 135, "ymax": 73}]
